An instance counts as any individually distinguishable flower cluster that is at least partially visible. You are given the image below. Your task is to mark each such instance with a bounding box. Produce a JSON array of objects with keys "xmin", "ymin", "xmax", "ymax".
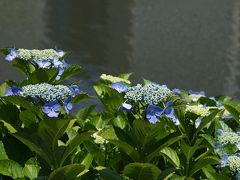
[
  {"xmin": 219, "ymin": 153, "xmax": 240, "ymax": 173},
  {"xmin": 124, "ymin": 84, "xmax": 143, "ymax": 102},
  {"xmin": 5, "ymin": 48, "xmax": 68, "ymax": 80},
  {"xmin": 19, "ymin": 83, "xmax": 73, "ymax": 102},
  {"xmin": 100, "ymin": 74, "xmax": 131, "ymax": 84},
  {"xmin": 4, "ymin": 83, "xmax": 80, "ymax": 117},
  {"xmin": 18, "ymin": 49, "xmax": 64, "ymax": 60},
  {"xmin": 215, "ymin": 129, "xmax": 240, "ymax": 151},
  {"xmin": 141, "ymin": 83, "xmax": 171, "ymax": 105},
  {"xmin": 124, "ymin": 83, "xmax": 171, "ymax": 105},
  {"xmin": 186, "ymin": 104, "xmax": 210, "ymax": 117}
]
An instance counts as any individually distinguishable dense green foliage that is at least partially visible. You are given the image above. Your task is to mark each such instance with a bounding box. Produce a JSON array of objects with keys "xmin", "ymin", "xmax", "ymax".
[{"xmin": 0, "ymin": 48, "xmax": 239, "ymax": 179}]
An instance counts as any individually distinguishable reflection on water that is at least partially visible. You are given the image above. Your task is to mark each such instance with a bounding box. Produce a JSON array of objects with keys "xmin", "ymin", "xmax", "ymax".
[{"xmin": 0, "ymin": 0, "xmax": 239, "ymax": 98}]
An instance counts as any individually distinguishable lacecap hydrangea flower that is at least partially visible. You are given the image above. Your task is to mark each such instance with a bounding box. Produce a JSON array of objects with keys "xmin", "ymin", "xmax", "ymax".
[
  {"xmin": 5, "ymin": 83, "xmax": 80, "ymax": 117},
  {"xmin": 215, "ymin": 129, "xmax": 240, "ymax": 151},
  {"xmin": 124, "ymin": 83, "xmax": 171, "ymax": 105},
  {"xmin": 218, "ymin": 153, "xmax": 240, "ymax": 173},
  {"xmin": 141, "ymin": 83, "xmax": 171, "ymax": 105},
  {"xmin": 4, "ymin": 48, "xmax": 68, "ymax": 80}
]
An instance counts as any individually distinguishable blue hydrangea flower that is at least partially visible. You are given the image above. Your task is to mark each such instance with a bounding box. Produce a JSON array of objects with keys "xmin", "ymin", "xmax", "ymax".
[
  {"xmin": 172, "ymin": 88, "xmax": 181, "ymax": 96},
  {"xmin": 219, "ymin": 153, "xmax": 229, "ymax": 168},
  {"xmin": 118, "ymin": 103, "xmax": 132, "ymax": 112},
  {"xmin": 189, "ymin": 90, "xmax": 205, "ymax": 95},
  {"xmin": 64, "ymin": 96, "xmax": 73, "ymax": 114},
  {"xmin": 55, "ymin": 68, "xmax": 65, "ymax": 80},
  {"xmin": 217, "ymin": 129, "xmax": 224, "ymax": 136},
  {"xmin": 56, "ymin": 49, "xmax": 65, "ymax": 57},
  {"xmin": 209, "ymin": 97, "xmax": 222, "ymax": 108},
  {"xmin": 111, "ymin": 82, "xmax": 128, "ymax": 93},
  {"xmin": 214, "ymin": 142, "xmax": 222, "ymax": 152},
  {"xmin": 53, "ymin": 55, "xmax": 63, "ymax": 68},
  {"xmin": 195, "ymin": 118, "xmax": 201, "ymax": 128},
  {"xmin": 33, "ymin": 59, "xmax": 51, "ymax": 69},
  {"xmin": 163, "ymin": 101, "xmax": 180, "ymax": 125},
  {"xmin": 69, "ymin": 85, "xmax": 80, "ymax": 96},
  {"xmin": 146, "ymin": 104, "xmax": 162, "ymax": 124},
  {"xmin": 5, "ymin": 49, "xmax": 19, "ymax": 61},
  {"xmin": 42, "ymin": 101, "xmax": 61, "ymax": 117},
  {"xmin": 225, "ymin": 114, "xmax": 233, "ymax": 119},
  {"xmin": 4, "ymin": 86, "xmax": 22, "ymax": 96},
  {"xmin": 146, "ymin": 101, "xmax": 179, "ymax": 125},
  {"xmin": 236, "ymin": 141, "xmax": 240, "ymax": 150}
]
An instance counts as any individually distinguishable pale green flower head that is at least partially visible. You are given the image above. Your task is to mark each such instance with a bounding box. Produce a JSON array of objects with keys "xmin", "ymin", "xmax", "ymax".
[
  {"xmin": 228, "ymin": 155, "xmax": 240, "ymax": 173},
  {"xmin": 18, "ymin": 49, "xmax": 60, "ymax": 61},
  {"xmin": 218, "ymin": 131, "xmax": 240, "ymax": 145},
  {"xmin": 186, "ymin": 104, "xmax": 210, "ymax": 117}
]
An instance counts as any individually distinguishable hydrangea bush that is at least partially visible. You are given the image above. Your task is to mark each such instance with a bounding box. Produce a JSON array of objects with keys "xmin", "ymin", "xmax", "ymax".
[{"xmin": 0, "ymin": 47, "xmax": 239, "ymax": 179}]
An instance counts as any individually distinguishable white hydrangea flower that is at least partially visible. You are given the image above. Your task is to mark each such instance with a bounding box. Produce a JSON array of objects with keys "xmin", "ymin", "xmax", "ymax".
[
  {"xmin": 18, "ymin": 49, "xmax": 62, "ymax": 61},
  {"xmin": 186, "ymin": 104, "xmax": 210, "ymax": 117}
]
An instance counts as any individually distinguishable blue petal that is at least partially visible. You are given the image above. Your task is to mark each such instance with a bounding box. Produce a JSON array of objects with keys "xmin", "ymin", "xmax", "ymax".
[
  {"xmin": 172, "ymin": 88, "xmax": 181, "ymax": 95},
  {"xmin": 111, "ymin": 82, "xmax": 128, "ymax": 93},
  {"xmin": 148, "ymin": 115, "xmax": 158, "ymax": 124},
  {"xmin": 164, "ymin": 106, "xmax": 173, "ymax": 115},
  {"xmin": 5, "ymin": 55, "xmax": 14, "ymax": 61},
  {"xmin": 69, "ymin": 85, "xmax": 80, "ymax": 96},
  {"xmin": 165, "ymin": 101, "xmax": 173, "ymax": 108}
]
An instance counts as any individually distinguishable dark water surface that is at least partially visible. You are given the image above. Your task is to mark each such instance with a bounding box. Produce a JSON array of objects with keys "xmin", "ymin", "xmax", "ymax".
[{"xmin": 0, "ymin": 0, "xmax": 240, "ymax": 98}]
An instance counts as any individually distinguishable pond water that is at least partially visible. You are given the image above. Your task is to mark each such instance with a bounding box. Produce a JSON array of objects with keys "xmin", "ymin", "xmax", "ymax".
[{"xmin": 0, "ymin": 0, "xmax": 240, "ymax": 98}]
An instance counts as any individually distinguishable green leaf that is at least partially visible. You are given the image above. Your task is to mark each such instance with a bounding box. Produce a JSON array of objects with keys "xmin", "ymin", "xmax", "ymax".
[
  {"xmin": 222, "ymin": 99, "xmax": 240, "ymax": 125},
  {"xmin": 0, "ymin": 82, "xmax": 10, "ymax": 96},
  {"xmin": 0, "ymin": 141, "xmax": 8, "ymax": 160},
  {"xmin": 123, "ymin": 163, "xmax": 161, "ymax": 180},
  {"xmin": 96, "ymin": 166, "xmax": 123, "ymax": 180},
  {"xmin": 13, "ymin": 58, "xmax": 35, "ymax": 76},
  {"xmin": 48, "ymin": 164, "xmax": 85, "ymax": 180},
  {"xmin": 142, "ymin": 78, "xmax": 152, "ymax": 85},
  {"xmin": 133, "ymin": 119, "xmax": 149, "ymax": 146},
  {"xmin": 157, "ymin": 168, "xmax": 176, "ymax": 180},
  {"xmin": 25, "ymin": 68, "xmax": 58, "ymax": 84},
  {"xmin": 0, "ymin": 159, "xmax": 24, "ymax": 179},
  {"xmin": 57, "ymin": 64, "xmax": 83, "ymax": 82},
  {"xmin": 118, "ymin": 73, "xmax": 132, "ymax": 81},
  {"xmin": 76, "ymin": 105, "xmax": 96, "ymax": 122},
  {"xmin": 71, "ymin": 93, "xmax": 91, "ymax": 103},
  {"xmin": 60, "ymin": 132, "xmax": 91, "ymax": 166},
  {"xmin": 12, "ymin": 132, "xmax": 52, "ymax": 168},
  {"xmin": 19, "ymin": 110, "xmax": 37, "ymax": 128},
  {"xmin": 160, "ymin": 147, "xmax": 180, "ymax": 167},
  {"xmin": 189, "ymin": 156, "xmax": 219, "ymax": 177},
  {"xmin": 107, "ymin": 139, "xmax": 140, "ymax": 162},
  {"xmin": 38, "ymin": 119, "xmax": 70, "ymax": 151},
  {"xmin": 192, "ymin": 110, "xmax": 219, "ymax": 140},
  {"xmin": 23, "ymin": 158, "xmax": 41, "ymax": 180},
  {"xmin": 93, "ymin": 84, "xmax": 124, "ymax": 112},
  {"xmin": 146, "ymin": 134, "xmax": 186, "ymax": 162}
]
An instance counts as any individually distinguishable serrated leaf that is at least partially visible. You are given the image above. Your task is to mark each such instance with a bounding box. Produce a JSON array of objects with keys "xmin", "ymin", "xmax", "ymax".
[
  {"xmin": 23, "ymin": 158, "xmax": 41, "ymax": 180},
  {"xmin": 189, "ymin": 156, "xmax": 219, "ymax": 177},
  {"xmin": 0, "ymin": 159, "xmax": 24, "ymax": 179},
  {"xmin": 107, "ymin": 140, "xmax": 140, "ymax": 162},
  {"xmin": 123, "ymin": 163, "xmax": 161, "ymax": 180},
  {"xmin": 48, "ymin": 164, "xmax": 85, "ymax": 180},
  {"xmin": 160, "ymin": 147, "xmax": 180, "ymax": 167}
]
